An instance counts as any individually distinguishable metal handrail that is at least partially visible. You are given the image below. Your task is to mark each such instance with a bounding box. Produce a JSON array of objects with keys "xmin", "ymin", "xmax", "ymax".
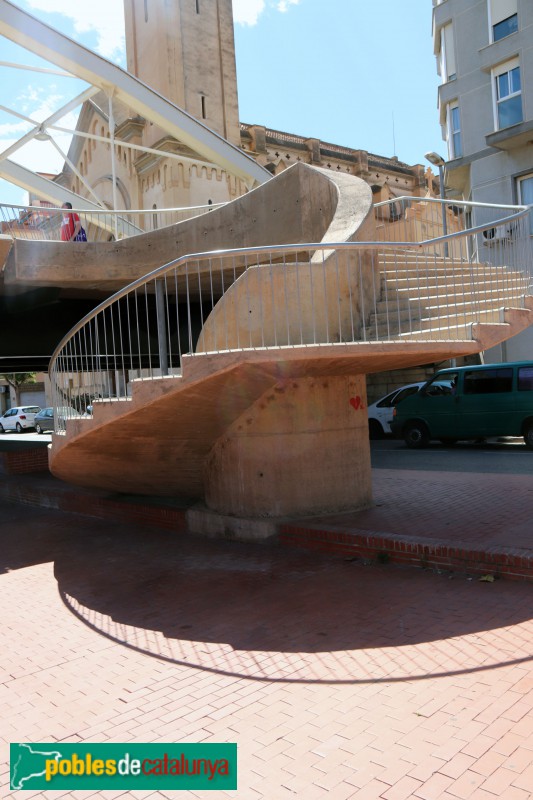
[
  {"xmin": 0, "ymin": 200, "xmax": 227, "ymax": 241},
  {"xmin": 374, "ymin": 195, "xmax": 531, "ymax": 211},
  {"xmin": 48, "ymin": 205, "xmax": 532, "ymax": 360}
]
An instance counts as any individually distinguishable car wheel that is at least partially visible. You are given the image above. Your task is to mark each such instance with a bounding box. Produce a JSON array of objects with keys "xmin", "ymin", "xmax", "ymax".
[
  {"xmin": 0, "ymin": 424, "xmax": 4, "ymax": 434},
  {"xmin": 440, "ymin": 438, "xmax": 458, "ymax": 446},
  {"xmin": 16, "ymin": 422, "xmax": 23, "ymax": 433},
  {"xmin": 523, "ymin": 421, "xmax": 533, "ymax": 449},
  {"xmin": 403, "ymin": 421, "xmax": 430, "ymax": 449},
  {"xmin": 35, "ymin": 424, "xmax": 43, "ymax": 434},
  {"xmin": 368, "ymin": 419, "xmax": 384, "ymax": 440}
]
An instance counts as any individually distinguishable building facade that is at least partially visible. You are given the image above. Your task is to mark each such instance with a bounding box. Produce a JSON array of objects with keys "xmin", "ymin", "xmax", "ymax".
[{"xmin": 433, "ymin": 0, "xmax": 533, "ymax": 359}]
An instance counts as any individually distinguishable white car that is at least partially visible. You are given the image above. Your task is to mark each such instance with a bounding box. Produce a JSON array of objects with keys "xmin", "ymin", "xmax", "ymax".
[
  {"xmin": 0, "ymin": 405, "xmax": 42, "ymax": 433},
  {"xmin": 368, "ymin": 383, "xmax": 425, "ymax": 438}
]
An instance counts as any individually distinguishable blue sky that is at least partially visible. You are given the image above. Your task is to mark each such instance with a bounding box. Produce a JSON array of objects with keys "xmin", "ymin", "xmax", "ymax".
[{"xmin": 0, "ymin": 0, "xmax": 444, "ymax": 207}]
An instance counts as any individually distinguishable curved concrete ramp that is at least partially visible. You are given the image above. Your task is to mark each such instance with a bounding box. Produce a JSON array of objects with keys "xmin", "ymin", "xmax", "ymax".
[{"xmin": 3, "ymin": 163, "xmax": 371, "ymax": 293}]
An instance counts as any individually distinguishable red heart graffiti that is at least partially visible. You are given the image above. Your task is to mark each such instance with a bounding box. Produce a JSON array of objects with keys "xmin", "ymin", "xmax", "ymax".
[{"xmin": 349, "ymin": 396, "xmax": 365, "ymax": 411}]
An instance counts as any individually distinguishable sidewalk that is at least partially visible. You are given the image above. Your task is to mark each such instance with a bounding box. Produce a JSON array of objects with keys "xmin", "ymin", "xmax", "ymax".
[
  {"xmin": 2, "ymin": 448, "xmax": 533, "ymax": 580},
  {"xmin": 281, "ymin": 467, "xmax": 533, "ymax": 580},
  {"xmin": 1, "ymin": 500, "xmax": 533, "ymax": 799}
]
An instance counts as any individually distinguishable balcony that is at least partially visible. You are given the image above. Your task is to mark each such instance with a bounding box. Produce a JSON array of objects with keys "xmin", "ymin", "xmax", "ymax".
[{"xmin": 486, "ymin": 119, "xmax": 533, "ymax": 151}]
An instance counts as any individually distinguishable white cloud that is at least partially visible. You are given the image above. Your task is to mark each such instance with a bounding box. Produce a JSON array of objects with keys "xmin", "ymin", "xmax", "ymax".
[
  {"xmin": 233, "ymin": 0, "xmax": 301, "ymax": 26},
  {"xmin": 0, "ymin": 86, "xmax": 65, "ymax": 141},
  {"xmin": 0, "ymin": 80, "xmax": 81, "ymax": 178},
  {"xmin": 277, "ymin": 0, "xmax": 300, "ymax": 11},
  {"xmin": 22, "ymin": 0, "xmax": 125, "ymax": 61},
  {"xmin": 0, "ymin": 120, "xmax": 28, "ymax": 137},
  {"xmin": 233, "ymin": 0, "xmax": 265, "ymax": 26},
  {"xmin": 17, "ymin": 85, "xmax": 65, "ymax": 123}
]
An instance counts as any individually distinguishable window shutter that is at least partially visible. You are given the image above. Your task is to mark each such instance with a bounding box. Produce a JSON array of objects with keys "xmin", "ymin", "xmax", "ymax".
[
  {"xmin": 443, "ymin": 24, "xmax": 456, "ymax": 80},
  {"xmin": 490, "ymin": 0, "xmax": 517, "ymax": 26}
]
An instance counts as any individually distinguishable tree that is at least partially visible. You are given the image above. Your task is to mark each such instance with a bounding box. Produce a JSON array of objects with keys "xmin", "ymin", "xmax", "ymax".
[{"xmin": 0, "ymin": 373, "xmax": 37, "ymax": 405}]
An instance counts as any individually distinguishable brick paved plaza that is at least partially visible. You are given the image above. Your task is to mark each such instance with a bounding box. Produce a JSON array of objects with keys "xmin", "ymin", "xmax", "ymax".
[{"xmin": 1, "ymin": 500, "xmax": 533, "ymax": 799}]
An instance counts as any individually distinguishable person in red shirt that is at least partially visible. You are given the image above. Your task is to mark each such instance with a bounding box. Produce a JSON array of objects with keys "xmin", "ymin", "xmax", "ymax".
[{"xmin": 60, "ymin": 202, "xmax": 82, "ymax": 241}]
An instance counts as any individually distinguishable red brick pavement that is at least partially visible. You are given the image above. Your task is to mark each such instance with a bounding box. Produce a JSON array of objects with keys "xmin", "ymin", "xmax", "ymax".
[
  {"xmin": 1, "ymin": 502, "xmax": 533, "ymax": 799},
  {"xmin": 280, "ymin": 469, "xmax": 533, "ymax": 581},
  {"xmin": 303, "ymin": 469, "xmax": 533, "ymax": 550}
]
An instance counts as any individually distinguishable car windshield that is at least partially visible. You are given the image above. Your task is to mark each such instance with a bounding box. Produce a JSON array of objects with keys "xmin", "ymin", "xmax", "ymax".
[
  {"xmin": 22, "ymin": 406, "xmax": 41, "ymax": 413},
  {"xmin": 423, "ymin": 378, "xmax": 456, "ymax": 396},
  {"xmin": 394, "ymin": 386, "xmax": 421, "ymax": 404}
]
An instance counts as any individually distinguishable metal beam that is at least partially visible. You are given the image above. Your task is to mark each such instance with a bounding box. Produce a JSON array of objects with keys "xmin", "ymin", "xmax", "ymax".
[
  {"xmin": 0, "ymin": 0, "xmax": 270, "ymax": 187},
  {"xmin": 0, "ymin": 87, "xmax": 99, "ymax": 163},
  {"xmin": 0, "ymin": 160, "xmax": 104, "ymax": 209}
]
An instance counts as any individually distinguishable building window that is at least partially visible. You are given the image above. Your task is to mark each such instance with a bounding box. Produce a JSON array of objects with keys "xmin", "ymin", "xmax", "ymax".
[
  {"xmin": 517, "ymin": 174, "xmax": 533, "ymax": 235},
  {"xmin": 493, "ymin": 60, "xmax": 522, "ymax": 129},
  {"xmin": 489, "ymin": 0, "xmax": 518, "ymax": 42},
  {"xmin": 196, "ymin": 0, "xmax": 200, "ymax": 12},
  {"xmin": 440, "ymin": 23, "xmax": 456, "ymax": 83},
  {"xmin": 447, "ymin": 104, "xmax": 462, "ymax": 159},
  {"xmin": 493, "ymin": 14, "xmax": 518, "ymax": 40}
]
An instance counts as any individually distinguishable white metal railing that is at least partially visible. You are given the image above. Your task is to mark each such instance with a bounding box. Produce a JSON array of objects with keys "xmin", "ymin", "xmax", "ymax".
[
  {"xmin": 0, "ymin": 201, "xmax": 227, "ymax": 242},
  {"xmin": 374, "ymin": 195, "xmax": 533, "ymax": 262},
  {"xmin": 49, "ymin": 200, "xmax": 533, "ymax": 433}
]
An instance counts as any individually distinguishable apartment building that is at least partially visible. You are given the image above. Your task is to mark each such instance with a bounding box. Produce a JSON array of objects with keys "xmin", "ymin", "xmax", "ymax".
[{"xmin": 433, "ymin": 0, "xmax": 533, "ymax": 358}]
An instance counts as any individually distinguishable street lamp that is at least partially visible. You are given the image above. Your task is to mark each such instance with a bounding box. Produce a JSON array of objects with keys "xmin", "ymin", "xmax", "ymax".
[{"xmin": 425, "ymin": 151, "xmax": 448, "ymax": 256}]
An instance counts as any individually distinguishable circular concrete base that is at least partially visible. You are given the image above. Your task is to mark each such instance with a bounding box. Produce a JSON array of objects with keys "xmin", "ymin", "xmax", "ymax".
[{"xmin": 204, "ymin": 374, "xmax": 373, "ymax": 517}]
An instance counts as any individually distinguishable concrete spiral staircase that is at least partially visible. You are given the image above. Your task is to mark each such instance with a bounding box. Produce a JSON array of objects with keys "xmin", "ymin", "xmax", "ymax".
[{"xmin": 46, "ymin": 164, "xmax": 533, "ymax": 526}]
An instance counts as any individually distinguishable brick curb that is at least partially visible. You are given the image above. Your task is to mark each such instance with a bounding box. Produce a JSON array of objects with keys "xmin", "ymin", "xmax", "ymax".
[
  {"xmin": 279, "ymin": 522, "xmax": 533, "ymax": 581},
  {"xmin": 0, "ymin": 473, "xmax": 189, "ymax": 533}
]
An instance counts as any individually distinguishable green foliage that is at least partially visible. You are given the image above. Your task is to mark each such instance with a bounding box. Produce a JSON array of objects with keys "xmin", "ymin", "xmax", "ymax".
[
  {"xmin": 0, "ymin": 373, "xmax": 37, "ymax": 388},
  {"xmin": 0, "ymin": 373, "xmax": 38, "ymax": 404}
]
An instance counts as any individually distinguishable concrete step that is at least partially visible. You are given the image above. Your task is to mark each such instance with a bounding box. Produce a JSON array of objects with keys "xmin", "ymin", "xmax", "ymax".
[
  {"xmin": 378, "ymin": 254, "xmax": 475, "ymax": 265},
  {"xmin": 64, "ymin": 373, "xmax": 185, "ymax": 438},
  {"xmin": 365, "ymin": 307, "xmax": 504, "ymax": 340},
  {"xmin": 396, "ymin": 325, "xmax": 478, "ymax": 341},
  {"xmin": 379, "ymin": 257, "xmax": 484, "ymax": 268},
  {"xmin": 378, "ymin": 262, "xmax": 490, "ymax": 276},
  {"xmin": 380, "ymin": 272, "xmax": 526, "ymax": 290},
  {"xmin": 370, "ymin": 292, "xmax": 524, "ymax": 320},
  {"xmin": 378, "ymin": 286, "xmax": 526, "ymax": 307}
]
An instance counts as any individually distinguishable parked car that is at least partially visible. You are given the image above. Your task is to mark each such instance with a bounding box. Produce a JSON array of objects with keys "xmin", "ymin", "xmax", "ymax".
[
  {"xmin": 391, "ymin": 361, "xmax": 533, "ymax": 448},
  {"xmin": 368, "ymin": 382, "xmax": 425, "ymax": 438},
  {"xmin": 34, "ymin": 406, "xmax": 82, "ymax": 434},
  {"xmin": 0, "ymin": 405, "xmax": 41, "ymax": 433}
]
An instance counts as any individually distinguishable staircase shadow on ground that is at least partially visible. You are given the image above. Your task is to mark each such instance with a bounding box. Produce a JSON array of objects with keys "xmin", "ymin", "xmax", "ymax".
[{"xmin": 5, "ymin": 505, "xmax": 532, "ymax": 684}]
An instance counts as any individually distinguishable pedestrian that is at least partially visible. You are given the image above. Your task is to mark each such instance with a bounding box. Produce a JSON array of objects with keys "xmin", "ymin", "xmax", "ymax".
[{"xmin": 60, "ymin": 202, "xmax": 87, "ymax": 242}]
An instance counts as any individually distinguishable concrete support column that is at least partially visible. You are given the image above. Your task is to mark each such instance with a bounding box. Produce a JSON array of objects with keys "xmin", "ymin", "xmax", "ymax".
[{"xmin": 204, "ymin": 374, "xmax": 373, "ymax": 518}]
